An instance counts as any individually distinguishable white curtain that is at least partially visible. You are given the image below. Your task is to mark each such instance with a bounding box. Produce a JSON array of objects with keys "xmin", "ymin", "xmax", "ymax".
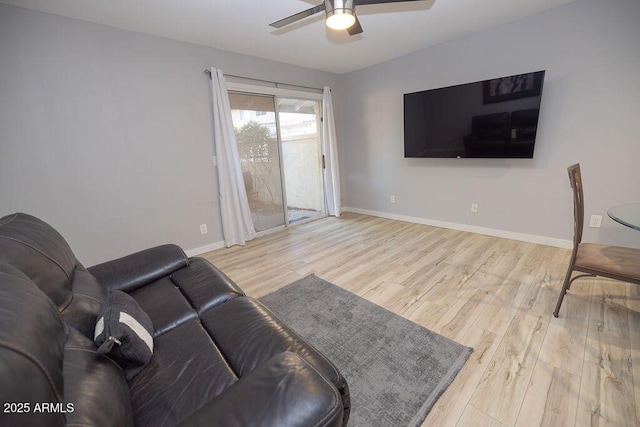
[
  {"xmin": 323, "ymin": 86, "xmax": 341, "ymax": 217},
  {"xmin": 209, "ymin": 67, "xmax": 256, "ymax": 246}
]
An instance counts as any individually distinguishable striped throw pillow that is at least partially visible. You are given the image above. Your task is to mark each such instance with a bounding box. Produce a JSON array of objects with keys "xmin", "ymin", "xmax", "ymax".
[{"xmin": 94, "ymin": 290, "xmax": 154, "ymax": 381}]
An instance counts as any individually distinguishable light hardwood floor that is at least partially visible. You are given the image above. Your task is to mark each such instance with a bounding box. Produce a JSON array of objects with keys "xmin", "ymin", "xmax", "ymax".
[{"xmin": 202, "ymin": 212, "xmax": 640, "ymax": 426}]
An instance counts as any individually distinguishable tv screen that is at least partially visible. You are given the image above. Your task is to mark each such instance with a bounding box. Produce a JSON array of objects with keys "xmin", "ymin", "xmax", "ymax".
[{"xmin": 404, "ymin": 71, "xmax": 545, "ymax": 158}]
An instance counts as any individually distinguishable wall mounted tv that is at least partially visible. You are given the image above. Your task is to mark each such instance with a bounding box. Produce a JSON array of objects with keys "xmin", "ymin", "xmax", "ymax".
[{"xmin": 404, "ymin": 70, "xmax": 545, "ymax": 158}]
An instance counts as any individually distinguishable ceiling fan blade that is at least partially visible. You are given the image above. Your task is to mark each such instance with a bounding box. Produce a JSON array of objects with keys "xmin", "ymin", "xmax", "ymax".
[
  {"xmin": 347, "ymin": 15, "xmax": 363, "ymax": 35},
  {"xmin": 355, "ymin": 0, "xmax": 424, "ymax": 4},
  {"xmin": 269, "ymin": 4, "xmax": 326, "ymax": 29}
]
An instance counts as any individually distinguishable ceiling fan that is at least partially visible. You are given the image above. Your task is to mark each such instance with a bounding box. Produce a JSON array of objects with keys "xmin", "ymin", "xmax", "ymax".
[{"xmin": 270, "ymin": 0, "xmax": 425, "ymax": 36}]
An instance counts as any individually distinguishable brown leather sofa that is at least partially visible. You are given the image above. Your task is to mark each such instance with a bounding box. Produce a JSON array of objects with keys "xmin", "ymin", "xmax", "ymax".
[{"xmin": 0, "ymin": 213, "xmax": 349, "ymax": 426}]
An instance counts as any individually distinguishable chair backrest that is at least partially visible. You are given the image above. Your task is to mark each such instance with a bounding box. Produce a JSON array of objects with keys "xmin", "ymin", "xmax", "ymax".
[{"xmin": 567, "ymin": 163, "xmax": 584, "ymax": 247}]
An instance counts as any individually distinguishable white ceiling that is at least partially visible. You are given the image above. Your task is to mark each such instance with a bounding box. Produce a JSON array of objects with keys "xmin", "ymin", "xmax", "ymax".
[{"xmin": 1, "ymin": 0, "xmax": 574, "ymax": 74}]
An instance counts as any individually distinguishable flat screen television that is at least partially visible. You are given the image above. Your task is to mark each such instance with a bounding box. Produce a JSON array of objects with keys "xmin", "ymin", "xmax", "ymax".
[{"xmin": 404, "ymin": 71, "xmax": 545, "ymax": 158}]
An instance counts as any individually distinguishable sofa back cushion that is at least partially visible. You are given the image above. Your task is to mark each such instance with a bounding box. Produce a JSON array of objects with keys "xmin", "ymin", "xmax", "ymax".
[
  {"xmin": 0, "ymin": 263, "xmax": 134, "ymax": 427},
  {"xmin": 0, "ymin": 263, "xmax": 67, "ymax": 426},
  {"xmin": 0, "ymin": 213, "xmax": 107, "ymax": 338},
  {"xmin": 61, "ymin": 264, "xmax": 107, "ymax": 338},
  {"xmin": 0, "ymin": 213, "xmax": 77, "ymax": 309}
]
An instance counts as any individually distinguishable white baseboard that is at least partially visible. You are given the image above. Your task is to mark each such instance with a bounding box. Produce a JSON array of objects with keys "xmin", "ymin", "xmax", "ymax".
[
  {"xmin": 184, "ymin": 228, "xmax": 284, "ymax": 257},
  {"xmin": 342, "ymin": 206, "xmax": 572, "ymax": 249},
  {"xmin": 185, "ymin": 241, "xmax": 226, "ymax": 257}
]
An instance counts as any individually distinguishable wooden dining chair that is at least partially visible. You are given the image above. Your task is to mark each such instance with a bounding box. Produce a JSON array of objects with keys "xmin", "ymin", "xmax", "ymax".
[{"xmin": 553, "ymin": 163, "xmax": 640, "ymax": 317}]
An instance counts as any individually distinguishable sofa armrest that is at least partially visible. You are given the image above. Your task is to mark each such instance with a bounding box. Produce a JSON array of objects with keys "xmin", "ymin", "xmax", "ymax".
[
  {"xmin": 88, "ymin": 244, "xmax": 189, "ymax": 293},
  {"xmin": 178, "ymin": 352, "xmax": 343, "ymax": 427}
]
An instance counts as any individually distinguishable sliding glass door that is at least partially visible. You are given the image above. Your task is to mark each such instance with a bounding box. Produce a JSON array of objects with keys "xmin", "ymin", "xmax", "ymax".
[
  {"xmin": 229, "ymin": 92, "xmax": 325, "ymax": 232},
  {"xmin": 229, "ymin": 93, "xmax": 285, "ymax": 232},
  {"xmin": 278, "ymin": 98, "xmax": 325, "ymax": 224}
]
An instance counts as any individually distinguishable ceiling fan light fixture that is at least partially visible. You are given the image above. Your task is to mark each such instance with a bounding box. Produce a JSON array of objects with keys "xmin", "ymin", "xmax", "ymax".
[
  {"xmin": 326, "ymin": 11, "xmax": 356, "ymax": 30},
  {"xmin": 325, "ymin": 0, "xmax": 356, "ymax": 30}
]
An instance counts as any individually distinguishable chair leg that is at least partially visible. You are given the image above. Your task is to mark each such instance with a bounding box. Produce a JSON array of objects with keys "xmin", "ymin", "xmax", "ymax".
[{"xmin": 553, "ymin": 268, "xmax": 574, "ymax": 318}]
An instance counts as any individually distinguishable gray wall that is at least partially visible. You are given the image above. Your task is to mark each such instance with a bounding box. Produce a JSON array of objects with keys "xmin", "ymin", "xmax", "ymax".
[
  {"xmin": 2, "ymin": 0, "xmax": 639, "ymax": 267},
  {"xmin": 341, "ymin": 0, "xmax": 640, "ymax": 248},
  {"xmin": 0, "ymin": 4, "xmax": 341, "ymax": 265}
]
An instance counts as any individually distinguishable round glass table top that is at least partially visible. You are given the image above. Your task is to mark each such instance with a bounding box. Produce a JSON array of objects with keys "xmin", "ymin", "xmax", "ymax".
[{"xmin": 608, "ymin": 203, "xmax": 640, "ymax": 231}]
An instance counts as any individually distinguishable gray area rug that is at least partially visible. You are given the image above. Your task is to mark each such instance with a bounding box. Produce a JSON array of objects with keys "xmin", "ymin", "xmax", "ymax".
[{"xmin": 259, "ymin": 275, "xmax": 473, "ymax": 427}]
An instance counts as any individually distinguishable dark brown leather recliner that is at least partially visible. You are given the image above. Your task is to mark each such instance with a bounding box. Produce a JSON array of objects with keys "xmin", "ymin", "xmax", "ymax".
[{"xmin": 0, "ymin": 213, "xmax": 349, "ymax": 426}]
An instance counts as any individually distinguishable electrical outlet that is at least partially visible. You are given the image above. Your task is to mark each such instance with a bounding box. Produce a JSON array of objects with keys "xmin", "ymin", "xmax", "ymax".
[
  {"xmin": 390, "ymin": 195, "xmax": 396, "ymax": 204},
  {"xmin": 589, "ymin": 215, "xmax": 602, "ymax": 228},
  {"xmin": 199, "ymin": 224, "xmax": 208, "ymax": 235},
  {"xmin": 471, "ymin": 203, "xmax": 478, "ymax": 214}
]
